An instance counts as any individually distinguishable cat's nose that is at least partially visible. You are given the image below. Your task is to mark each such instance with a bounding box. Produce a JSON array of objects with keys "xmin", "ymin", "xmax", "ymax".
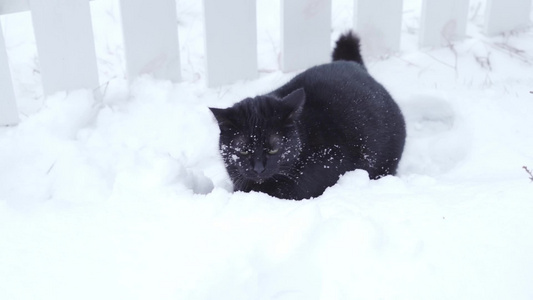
[{"xmin": 253, "ymin": 161, "xmax": 265, "ymax": 174}]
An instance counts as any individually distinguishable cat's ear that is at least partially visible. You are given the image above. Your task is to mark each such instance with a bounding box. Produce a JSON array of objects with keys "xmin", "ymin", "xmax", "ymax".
[
  {"xmin": 282, "ymin": 88, "xmax": 306, "ymax": 121},
  {"xmin": 209, "ymin": 107, "xmax": 235, "ymax": 130}
]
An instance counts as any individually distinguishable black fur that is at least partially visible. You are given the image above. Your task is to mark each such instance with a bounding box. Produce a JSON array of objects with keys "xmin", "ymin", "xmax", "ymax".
[
  {"xmin": 332, "ymin": 31, "xmax": 365, "ymax": 67},
  {"xmin": 210, "ymin": 31, "xmax": 406, "ymax": 200}
]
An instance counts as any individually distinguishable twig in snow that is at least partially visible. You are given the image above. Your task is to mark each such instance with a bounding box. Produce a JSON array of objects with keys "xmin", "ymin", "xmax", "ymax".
[
  {"xmin": 95, "ymin": 79, "xmax": 111, "ymax": 99},
  {"xmin": 482, "ymin": 73, "xmax": 494, "ymax": 88},
  {"xmin": 469, "ymin": 2, "xmax": 482, "ymax": 21},
  {"xmin": 523, "ymin": 166, "xmax": 533, "ymax": 182},
  {"xmin": 423, "ymin": 52, "xmax": 456, "ymax": 70},
  {"xmin": 474, "ymin": 54, "xmax": 492, "ymax": 71},
  {"xmin": 446, "ymin": 42, "xmax": 459, "ymax": 73},
  {"xmin": 489, "ymin": 42, "xmax": 533, "ymax": 64},
  {"xmin": 46, "ymin": 162, "xmax": 56, "ymax": 175}
]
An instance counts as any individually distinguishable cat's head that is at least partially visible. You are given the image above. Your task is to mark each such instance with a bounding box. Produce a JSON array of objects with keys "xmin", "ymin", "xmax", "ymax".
[{"xmin": 210, "ymin": 89, "xmax": 305, "ymax": 183}]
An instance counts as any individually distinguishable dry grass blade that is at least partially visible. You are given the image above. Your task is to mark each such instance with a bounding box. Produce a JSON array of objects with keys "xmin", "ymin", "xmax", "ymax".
[{"xmin": 523, "ymin": 166, "xmax": 533, "ymax": 182}]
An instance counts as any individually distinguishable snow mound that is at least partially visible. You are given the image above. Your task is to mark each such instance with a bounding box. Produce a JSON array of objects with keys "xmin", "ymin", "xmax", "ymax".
[{"xmin": 1, "ymin": 0, "xmax": 533, "ymax": 299}]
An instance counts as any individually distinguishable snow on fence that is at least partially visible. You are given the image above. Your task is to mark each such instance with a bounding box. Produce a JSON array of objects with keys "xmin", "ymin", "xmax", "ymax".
[{"xmin": 1, "ymin": 0, "xmax": 532, "ymax": 126}]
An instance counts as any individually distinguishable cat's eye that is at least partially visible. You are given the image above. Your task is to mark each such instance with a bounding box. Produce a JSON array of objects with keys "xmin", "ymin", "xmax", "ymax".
[
  {"xmin": 268, "ymin": 148, "xmax": 279, "ymax": 155},
  {"xmin": 239, "ymin": 150, "xmax": 250, "ymax": 156}
]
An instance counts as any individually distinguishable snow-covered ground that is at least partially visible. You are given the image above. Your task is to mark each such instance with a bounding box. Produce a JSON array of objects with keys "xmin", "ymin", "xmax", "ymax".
[{"xmin": 1, "ymin": 0, "xmax": 533, "ymax": 299}]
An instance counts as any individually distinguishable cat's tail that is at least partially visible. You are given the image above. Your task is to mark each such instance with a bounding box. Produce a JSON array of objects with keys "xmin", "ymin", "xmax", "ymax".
[{"xmin": 332, "ymin": 31, "xmax": 365, "ymax": 67}]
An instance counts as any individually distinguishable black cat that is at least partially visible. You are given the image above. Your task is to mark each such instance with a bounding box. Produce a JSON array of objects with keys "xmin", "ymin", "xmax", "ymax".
[{"xmin": 210, "ymin": 32, "xmax": 406, "ymax": 200}]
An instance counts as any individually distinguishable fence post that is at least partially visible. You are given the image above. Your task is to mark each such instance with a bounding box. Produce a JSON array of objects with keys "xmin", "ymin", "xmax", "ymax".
[
  {"xmin": 353, "ymin": 0, "xmax": 403, "ymax": 56},
  {"xmin": 119, "ymin": 0, "xmax": 181, "ymax": 83},
  {"xmin": 203, "ymin": 0, "xmax": 257, "ymax": 87},
  {"xmin": 29, "ymin": 0, "xmax": 99, "ymax": 95},
  {"xmin": 485, "ymin": 0, "xmax": 532, "ymax": 35},
  {"xmin": 419, "ymin": 0, "xmax": 470, "ymax": 47},
  {"xmin": 0, "ymin": 0, "xmax": 30, "ymax": 15},
  {"xmin": 0, "ymin": 21, "xmax": 19, "ymax": 126},
  {"xmin": 281, "ymin": 0, "xmax": 331, "ymax": 72}
]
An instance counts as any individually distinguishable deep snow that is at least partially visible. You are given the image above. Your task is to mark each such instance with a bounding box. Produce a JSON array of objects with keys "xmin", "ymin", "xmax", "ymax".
[{"xmin": 1, "ymin": 0, "xmax": 533, "ymax": 299}]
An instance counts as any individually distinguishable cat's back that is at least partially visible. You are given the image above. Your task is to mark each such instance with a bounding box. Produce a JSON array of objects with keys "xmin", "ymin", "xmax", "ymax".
[
  {"xmin": 273, "ymin": 60, "xmax": 404, "ymax": 135},
  {"xmin": 275, "ymin": 61, "xmax": 390, "ymax": 111},
  {"xmin": 272, "ymin": 60, "xmax": 406, "ymax": 178}
]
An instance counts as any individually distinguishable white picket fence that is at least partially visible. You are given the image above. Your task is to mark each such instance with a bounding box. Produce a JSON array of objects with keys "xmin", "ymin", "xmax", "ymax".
[{"xmin": 1, "ymin": 0, "xmax": 532, "ymax": 126}]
